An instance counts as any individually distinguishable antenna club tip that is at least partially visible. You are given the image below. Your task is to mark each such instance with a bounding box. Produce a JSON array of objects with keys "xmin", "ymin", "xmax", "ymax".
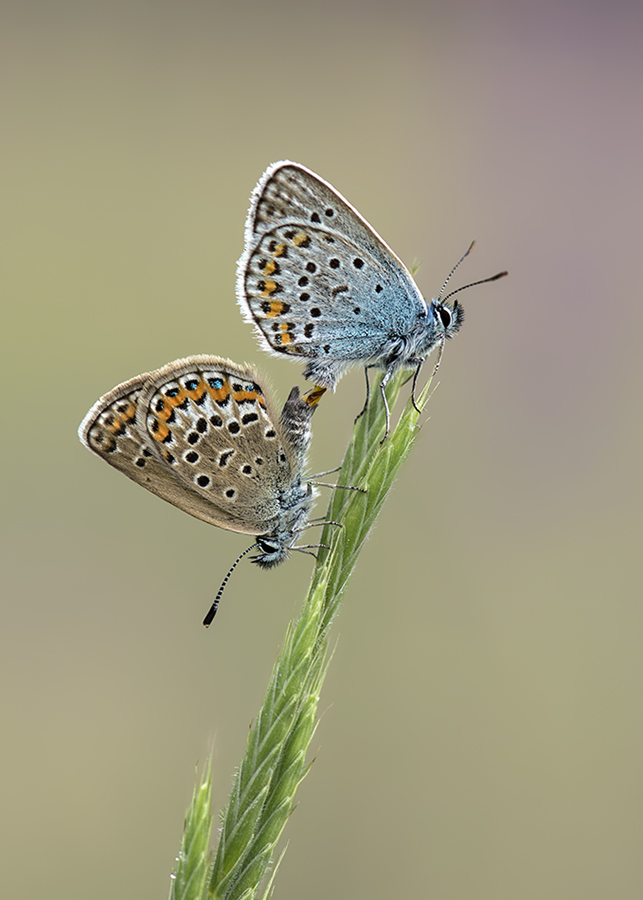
[{"xmin": 202, "ymin": 606, "xmax": 218, "ymax": 627}]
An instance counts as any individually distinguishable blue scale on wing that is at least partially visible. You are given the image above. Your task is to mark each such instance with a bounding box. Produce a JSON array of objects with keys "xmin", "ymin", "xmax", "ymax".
[{"xmin": 248, "ymin": 227, "xmax": 423, "ymax": 356}]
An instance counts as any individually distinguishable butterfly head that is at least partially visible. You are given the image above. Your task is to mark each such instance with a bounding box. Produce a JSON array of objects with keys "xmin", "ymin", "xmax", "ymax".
[
  {"xmin": 410, "ymin": 296, "xmax": 464, "ymax": 361},
  {"xmin": 433, "ymin": 298, "xmax": 465, "ymax": 340},
  {"xmin": 252, "ymin": 535, "xmax": 290, "ymax": 568},
  {"xmin": 251, "ymin": 479, "xmax": 316, "ymax": 569}
]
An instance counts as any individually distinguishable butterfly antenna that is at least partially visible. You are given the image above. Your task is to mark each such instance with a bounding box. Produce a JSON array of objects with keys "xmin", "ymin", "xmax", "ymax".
[
  {"xmin": 436, "ymin": 240, "xmax": 476, "ymax": 303},
  {"xmin": 441, "ymin": 269, "xmax": 508, "ymax": 305},
  {"xmin": 203, "ymin": 543, "xmax": 259, "ymax": 627}
]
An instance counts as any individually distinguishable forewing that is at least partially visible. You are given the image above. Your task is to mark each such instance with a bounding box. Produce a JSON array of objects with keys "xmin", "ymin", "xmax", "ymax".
[
  {"xmin": 137, "ymin": 356, "xmax": 298, "ymax": 536},
  {"xmin": 237, "ymin": 161, "xmax": 426, "ymax": 367},
  {"xmin": 78, "ymin": 371, "xmax": 242, "ymax": 530}
]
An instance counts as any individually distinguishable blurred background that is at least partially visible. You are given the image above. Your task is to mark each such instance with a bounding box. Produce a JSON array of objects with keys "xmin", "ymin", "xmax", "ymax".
[{"xmin": 2, "ymin": 0, "xmax": 642, "ymax": 897}]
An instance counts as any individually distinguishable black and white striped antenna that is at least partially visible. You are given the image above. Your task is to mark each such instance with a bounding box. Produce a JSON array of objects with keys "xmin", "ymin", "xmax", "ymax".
[
  {"xmin": 437, "ymin": 240, "xmax": 508, "ymax": 306},
  {"xmin": 203, "ymin": 543, "xmax": 259, "ymax": 627}
]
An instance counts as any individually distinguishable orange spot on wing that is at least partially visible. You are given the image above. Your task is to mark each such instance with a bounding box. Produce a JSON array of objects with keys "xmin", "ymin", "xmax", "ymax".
[
  {"xmin": 153, "ymin": 421, "xmax": 170, "ymax": 442},
  {"xmin": 106, "ymin": 417, "xmax": 126, "ymax": 435},
  {"xmin": 168, "ymin": 388, "xmax": 188, "ymax": 406},
  {"xmin": 233, "ymin": 388, "xmax": 259, "ymax": 403},
  {"xmin": 106, "ymin": 401, "xmax": 136, "ymax": 434},
  {"xmin": 265, "ymin": 301, "xmax": 286, "ymax": 317},
  {"xmin": 207, "ymin": 379, "xmax": 231, "ymax": 404},
  {"xmin": 184, "ymin": 379, "xmax": 207, "ymax": 404},
  {"xmin": 293, "ymin": 233, "xmax": 309, "ymax": 247},
  {"xmin": 261, "ymin": 280, "xmax": 278, "ymax": 296},
  {"xmin": 156, "ymin": 389, "xmax": 187, "ymax": 421},
  {"xmin": 273, "ymin": 243, "xmax": 286, "ymax": 257},
  {"xmin": 278, "ymin": 322, "xmax": 295, "ymax": 345}
]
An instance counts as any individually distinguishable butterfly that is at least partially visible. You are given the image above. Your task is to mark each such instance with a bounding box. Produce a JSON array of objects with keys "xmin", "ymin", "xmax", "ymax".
[
  {"xmin": 78, "ymin": 355, "xmax": 320, "ymax": 624},
  {"xmin": 237, "ymin": 161, "xmax": 507, "ymax": 436}
]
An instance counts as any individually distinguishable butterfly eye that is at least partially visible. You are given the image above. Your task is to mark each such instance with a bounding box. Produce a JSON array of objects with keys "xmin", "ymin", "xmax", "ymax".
[
  {"xmin": 257, "ymin": 537, "xmax": 279, "ymax": 554},
  {"xmin": 437, "ymin": 306, "xmax": 452, "ymax": 329}
]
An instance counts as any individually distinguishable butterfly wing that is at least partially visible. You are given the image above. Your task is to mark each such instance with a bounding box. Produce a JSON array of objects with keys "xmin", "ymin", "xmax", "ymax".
[
  {"xmin": 79, "ymin": 370, "xmax": 244, "ymax": 530},
  {"xmin": 79, "ymin": 357, "xmax": 304, "ymax": 536},
  {"xmin": 237, "ymin": 161, "xmax": 428, "ymax": 388},
  {"xmin": 135, "ymin": 356, "xmax": 302, "ymax": 536}
]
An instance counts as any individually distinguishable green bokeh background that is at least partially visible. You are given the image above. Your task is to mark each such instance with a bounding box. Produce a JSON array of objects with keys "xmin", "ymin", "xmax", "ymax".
[{"xmin": 3, "ymin": 1, "xmax": 642, "ymax": 898}]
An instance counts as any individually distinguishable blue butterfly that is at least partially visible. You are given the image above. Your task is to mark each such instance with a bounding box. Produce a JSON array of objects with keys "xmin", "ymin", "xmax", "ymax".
[{"xmin": 237, "ymin": 161, "xmax": 507, "ymax": 436}]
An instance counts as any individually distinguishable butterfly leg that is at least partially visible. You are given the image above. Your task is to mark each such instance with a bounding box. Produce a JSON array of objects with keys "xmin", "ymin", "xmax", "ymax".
[
  {"xmin": 294, "ymin": 543, "xmax": 331, "ymax": 558},
  {"xmin": 354, "ymin": 366, "xmax": 376, "ymax": 423},
  {"xmin": 310, "ymin": 465, "xmax": 342, "ymax": 478},
  {"xmin": 379, "ymin": 368, "xmax": 394, "ymax": 443},
  {"xmin": 409, "ymin": 358, "xmax": 426, "ymax": 414},
  {"xmin": 309, "ymin": 480, "xmax": 367, "ymax": 494},
  {"xmin": 407, "ymin": 341, "xmax": 445, "ymax": 417},
  {"xmin": 427, "ymin": 339, "xmax": 446, "ymax": 383},
  {"xmin": 300, "ymin": 519, "xmax": 343, "ymax": 529}
]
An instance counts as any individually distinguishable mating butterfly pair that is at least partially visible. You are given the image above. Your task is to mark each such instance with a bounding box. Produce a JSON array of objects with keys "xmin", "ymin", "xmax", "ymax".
[{"xmin": 79, "ymin": 162, "xmax": 507, "ymax": 622}]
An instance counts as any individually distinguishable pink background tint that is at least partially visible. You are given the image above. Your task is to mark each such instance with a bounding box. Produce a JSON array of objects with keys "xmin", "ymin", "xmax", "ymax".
[{"xmin": 2, "ymin": 1, "xmax": 642, "ymax": 898}]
